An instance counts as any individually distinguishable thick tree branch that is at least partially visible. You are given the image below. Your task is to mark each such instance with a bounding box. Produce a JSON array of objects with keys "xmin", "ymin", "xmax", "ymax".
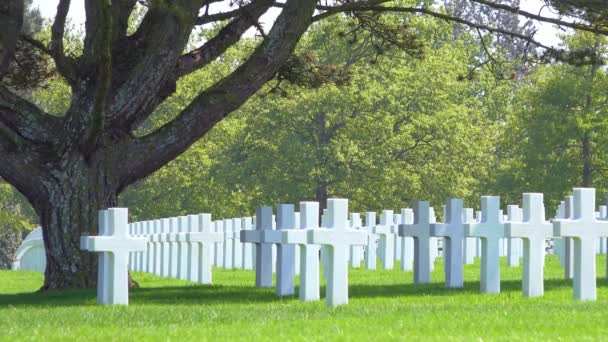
[
  {"xmin": 63, "ymin": 0, "xmax": 114, "ymax": 154},
  {"xmin": 105, "ymin": 1, "xmax": 202, "ymax": 130},
  {"xmin": 177, "ymin": 0, "xmax": 274, "ymax": 79},
  {"xmin": 0, "ymin": 84, "xmax": 61, "ymax": 144},
  {"xmin": 0, "ymin": 0, "xmax": 24, "ymax": 79},
  {"xmin": 51, "ymin": 0, "xmax": 70, "ymax": 61},
  {"xmin": 20, "ymin": 34, "xmax": 79, "ymax": 85},
  {"xmin": 111, "ymin": 0, "xmax": 137, "ymax": 44},
  {"xmin": 120, "ymin": 0, "xmax": 317, "ymax": 188}
]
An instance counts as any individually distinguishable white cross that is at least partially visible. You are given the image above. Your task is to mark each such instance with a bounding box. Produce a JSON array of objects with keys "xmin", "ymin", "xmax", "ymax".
[
  {"xmin": 396, "ymin": 208, "xmax": 414, "ymax": 271},
  {"xmin": 505, "ymin": 193, "xmax": 553, "ymax": 297},
  {"xmin": 553, "ymin": 200, "xmax": 566, "ymax": 263},
  {"xmin": 308, "ymin": 198, "xmax": 367, "ymax": 306},
  {"xmin": 276, "ymin": 204, "xmax": 296, "ymax": 296},
  {"xmin": 176, "ymin": 216, "xmax": 190, "ymax": 280},
  {"xmin": 168, "ymin": 217, "xmax": 179, "ymax": 277},
  {"xmin": 506, "ymin": 205, "xmax": 523, "ymax": 267},
  {"xmin": 151, "ymin": 220, "xmax": 161, "ymax": 276},
  {"xmin": 554, "ymin": 188, "xmax": 608, "ymax": 300},
  {"xmin": 232, "ymin": 218, "xmax": 243, "ymax": 269},
  {"xmin": 431, "ymin": 198, "xmax": 465, "ymax": 288},
  {"xmin": 185, "ymin": 214, "xmax": 222, "ymax": 284},
  {"xmin": 241, "ymin": 217, "xmax": 254, "ymax": 270},
  {"xmin": 214, "ymin": 220, "xmax": 224, "ymax": 268},
  {"xmin": 159, "ymin": 218, "xmax": 171, "ymax": 277},
  {"xmin": 364, "ymin": 212, "xmax": 379, "ymax": 270},
  {"xmin": 282, "ymin": 201, "xmax": 321, "ymax": 301},
  {"xmin": 399, "ymin": 201, "xmax": 433, "ymax": 283},
  {"xmin": 563, "ymin": 195, "xmax": 575, "ymax": 279},
  {"xmin": 463, "ymin": 208, "xmax": 476, "ymax": 265},
  {"xmin": 374, "ymin": 210, "xmax": 395, "ymax": 270},
  {"xmin": 241, "ymin": 206, "xmax": 275, "ymax": 287},
  {"xmin": 144, "ymin": 221, "xmax": 154, "ymax": 273},
  {"xmin": 349, "ymin": 213, "xmax": 364, "ymax": 268},
  {"xmin": 223, "ymin": 219, "xmax": 234, "ymax": 269},
  {"xmin": 465, "ymin": 196, "xmax": 505, "ymax": 293},
  {"xmin": 81, "ymin": 208, "xmax": 146, "ymax": 305}
]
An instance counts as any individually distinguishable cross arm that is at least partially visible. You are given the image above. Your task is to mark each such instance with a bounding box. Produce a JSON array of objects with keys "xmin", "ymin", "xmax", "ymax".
[{"xmin": 81, "ymin": 236, "xmax": 147, "ymax": 253}]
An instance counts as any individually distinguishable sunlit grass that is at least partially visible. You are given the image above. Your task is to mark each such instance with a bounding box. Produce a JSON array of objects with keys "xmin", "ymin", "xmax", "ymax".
[{"xmin": 1, "ymin": 255, "xmax": 607, "ymax": 340}]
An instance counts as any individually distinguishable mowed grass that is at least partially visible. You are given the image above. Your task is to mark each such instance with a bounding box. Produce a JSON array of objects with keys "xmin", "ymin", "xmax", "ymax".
[{"xmin": 1, "ymin": 255, "xmax": 608, "ymax": 341}]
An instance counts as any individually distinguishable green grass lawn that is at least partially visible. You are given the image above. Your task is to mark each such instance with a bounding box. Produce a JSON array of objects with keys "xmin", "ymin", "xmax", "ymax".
[{"xmin": 1, "ymin": 255, "xmax": 607, "ymax": 341}]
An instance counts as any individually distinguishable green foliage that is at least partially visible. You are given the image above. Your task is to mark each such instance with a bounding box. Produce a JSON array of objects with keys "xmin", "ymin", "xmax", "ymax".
[
  {"xmin": 1, "ymin": 256, "xmax": 608, "ymax": 339},
  {"xmin": 119, "ymin": 15, "xmax": 511, "ymax": 220},
  {"xmin": 492, "ymin": 32, "xmax": 608, "ymax": 210}
]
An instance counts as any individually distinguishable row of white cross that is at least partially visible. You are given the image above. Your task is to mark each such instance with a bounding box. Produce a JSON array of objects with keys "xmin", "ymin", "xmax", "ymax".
[{"xmin": 81, "ymin": 187, "xmax": 608, "ymax": 306}]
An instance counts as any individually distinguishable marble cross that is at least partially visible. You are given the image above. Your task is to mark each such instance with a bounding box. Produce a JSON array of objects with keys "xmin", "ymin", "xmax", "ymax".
[
  {"xmin": 151, "ymin": 220, "xmax": 161, "ymax": 276},
  {"xmin": 145, "ymin": 221, "xmax": 154, "ymax": 273},
  {"xmin": 399, "ymin": 201, "xmax": 433, "ymax": 283},
  {"xmin": 186, "ymin": 214, "xmax": 222, "ymax": 284},
  {"xmin": 160, "ymin": 218, "xmax": 171, "ymax": 277},
  {"xmin": 465, "ymin": 196, "xmax": 505, "ymax": 294},
  {"xmin": 554, "ymin": 188, "xmax": 608, "ymax": 300},
  {"xmin": 241, "ymin": 217, "xmax": 254, "ymax": 270},
  {"xmin": 553, "ymin": 201, "xmax": 566, "ymax": 264},
  {"xmin": 282, "ymin": 201, "xmax": 321, "ymax": 301},
  {"xmin": 81, "ymin": 208, "xmax": 147, "ymax": 305},
  {"xmin": 294, "ymin": 212, "xmax": 301, "ymax": 275},
  {"xmin": 374, "ymin": 210, "xmax": 396, "ymax": 270},
  {"xmin": 308, "ymin": 198, "xmax": 367, "ymax": 306},
  {"xmin": 431, "ymin": 198, "xmax": 465, "ymax": 288},
  {"xmin": 276, "ymin": 204, "xmax": 296, "ymax": 296},
  {"xmin": 397, "ymin": 208, "xmax": 414, "ymax": 271},
  {"xmin": 349, "ymin": 213, "xmax": 364, "ymax": 268},
  {"xmin": 364, "ymin": 212, "xmax": 379, "ymax": 270},
  {"xmin": 177, "ymin": 216, "xmax": 190, "ymax": 280},
  {"xmin": 232, "ymin": 218, "xmax": 243, "ymax": 269},
  {"xmin": 563, "ymin": 195, "xmax": 575, "ymax": 279},
  {"xmin": 169, "ymin": 217, "xmax": 179, "ymax": 277},
  {"xmin": 506, "ymin": 205, "xmax": 523, "ymax": 267},
  {"xmin": 241, "ymin": 207, "xmax": 274, "ymax": 287},
  {"xmin": 505, "ymin": 193, "xmax": 553, "ymax": 297},
  {"xmin": 223, "ymin": 219, "xmax": 234, "ymax": 269},
  {"xmin": 215, "ymin": 220, "xmax": 224, "ymax": 268},
  {"xmin": 463, "ymin": 208, "xmax": 476, "ymax": 265}
]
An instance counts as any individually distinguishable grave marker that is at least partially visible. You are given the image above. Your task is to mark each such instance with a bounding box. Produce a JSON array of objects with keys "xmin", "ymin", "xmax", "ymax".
[
  {"xmin": 364, "ymin": 212, "xmax": 379, "ymax": 270},
  {"xmin": 374, "ymin": 210, "xmax": 395, "ymax": 270},
  {"xmin": 554, "ymin": 188, "xmax": 608, "ymax": 300},
  {"xmin": 399, "ymin": 201, "xmax": 433, "ymax": 284},
  {"xmin": 308, "ymin": 198, "xmax": 367, "ymax": 306},
  {"xmin": 397, "ymin": 208, "xmax": 414, "ymax": 271},
  {"xmin": 282, "ymin": 201, "xmax": 321, "ymax": 301},
  {"xmin": 431, "ymin": 198, "xmax": 465, "ymax": 288},
  {"xmin": 463, "ymin": 208, "xmax": 476, "ymax": 265},
  {"xmin": 465, "ymin": 196, "xmax": 505, "ymax": 293},
  {"xmin": 241, "ymin": 207, "xmax": 274, "ymax": 287},
  {"xmin": 276, "ymin": 204, "xmax": 296, "ymax": 296},
  {"xmin": 81, "ymin": 208, "xmax": 146, "ymax": 305},
  {"xmin": 186, "ymin": 214, "xmax": 222, "ymax": 284},
  {"xmin": 505, "ymin": 193, "xmax": 553, "ymax": 297},
  {"xmin": 506, "ymin": 205, "xmax": 523, "ymax": 267}
]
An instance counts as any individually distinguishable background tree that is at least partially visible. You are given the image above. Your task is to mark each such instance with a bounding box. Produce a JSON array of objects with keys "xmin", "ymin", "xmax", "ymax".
[{"xmin": 492, "ymin": 32, "xmax": 608, "ymax": 210}]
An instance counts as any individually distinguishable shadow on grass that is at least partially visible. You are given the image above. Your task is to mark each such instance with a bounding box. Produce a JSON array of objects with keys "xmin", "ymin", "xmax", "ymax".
[{"xmin": 1, "ymin": 275, "xmax": 598, "ymax": 307}]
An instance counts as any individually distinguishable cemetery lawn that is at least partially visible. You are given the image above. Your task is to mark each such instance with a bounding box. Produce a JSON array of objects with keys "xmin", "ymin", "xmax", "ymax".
[{"xmin": 1, "ymin": 256, "xmax": 608, "ymax": 341}]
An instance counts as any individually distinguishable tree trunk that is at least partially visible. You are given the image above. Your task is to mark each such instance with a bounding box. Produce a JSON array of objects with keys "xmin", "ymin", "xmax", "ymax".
[
  {"xmin": 33, "ymin": 153, "xmax": 119, "ymax": 290},
  {"xmin": 582, "ymin": 133, "xmax": 592, "ymax": 187},
  {"xmin": 316, "ymin": 179, "xmax": 329, "ymax": 221}
]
